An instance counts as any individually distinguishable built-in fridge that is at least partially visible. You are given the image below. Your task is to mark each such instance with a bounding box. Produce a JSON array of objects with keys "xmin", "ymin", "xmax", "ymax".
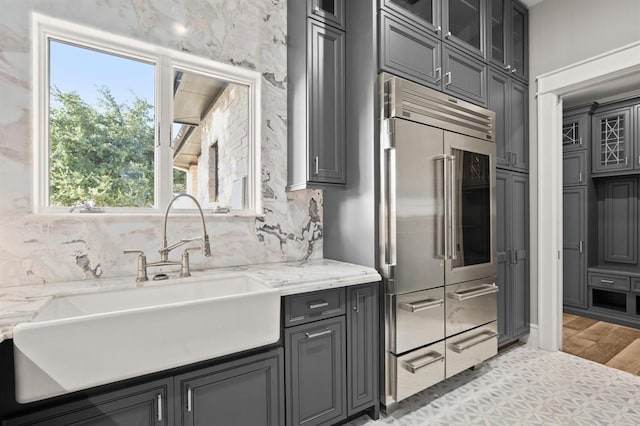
[{"xmin": 379, "ymin": 73, "xmax": 498, "ymax": 411}]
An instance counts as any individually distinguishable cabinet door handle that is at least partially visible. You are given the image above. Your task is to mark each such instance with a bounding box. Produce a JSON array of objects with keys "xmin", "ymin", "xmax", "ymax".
[
  {"xmin": 435, "ymin": 25, "xmax": 441, "ymax": 34},
  {"xmin": 308, "ymin": 300, "xmax": 329, "ymax": 309},
  {"xmin": 579, "ymin": 137, "xmax": 583, "ymax": 146},
  {"xmin": 578, "ymin": 172, "xmax": 583, "ymax": 183},
  {"xmin": 305, "ymin": 329, "xmax": 333, "ymax": 339},
  {"xmin": 353, "ymin": 292, "xmax": 361, "ymax": 312},
  {"xmin": 435, "ymin": 67, "xmax": 442, "ymax": 83},
  {"xmin": 157, "ymin": 394, "xmax": 163, "ymax": 421},
  {"xmin": 445, "ymin": 72, "xmax": 452, "ymax": 86},
  {"xmin": 625, "ymin": 157, "xmax": 628, "ymax": 166},
  {"xmin": 187, "ymin": 386, "xmax": 192, "ymax": 412},
  {"xmin": 314, "ymin": 156, "xmax": 319, "ymax": 175},
  {"xmin": 637, "ymin": 155, "xmax": 640, "ymax": 165},
  {"xmin": 504, "ymin": 65, "xmax": 511, "ymax": 71},
  {"xmin": 512, "ymin": 152, "xmax": 518, "ymax": 166},
  {"xmin": 511, "ymin": 68, "xmax": 517, "ymax": 74},
  {"xmin": 313, "ymin": 5, "xmax": 320, "ymax": 14},
  {"xmin": 445, "ymin": 31, "xmax": 452, "ymax": 39}
]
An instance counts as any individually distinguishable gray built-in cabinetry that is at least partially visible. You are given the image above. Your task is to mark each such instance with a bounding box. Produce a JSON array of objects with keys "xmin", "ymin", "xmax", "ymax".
[
  {"xmin": 287, "ymin": 0, "xmax": 346, "ymax": 190},
  {"xmin": 284, "ymin": 284, "xmax": 379, "ymax": 426},
  {"xmin": 2, "ymin": 283, "xmax": 380, "ymax": 425},
  {"xmin": 563, "ymin": 99, "xmax": 640, "ymax": 329},
  {"xmin": 496, "ymin": 170, "xmax": 529, "ymax": 345}
]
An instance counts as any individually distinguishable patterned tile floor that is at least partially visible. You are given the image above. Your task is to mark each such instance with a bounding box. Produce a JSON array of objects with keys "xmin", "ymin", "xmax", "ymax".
[{"xmin": 347, "ymin": 344, "xmax": 640, "ymax": 425}]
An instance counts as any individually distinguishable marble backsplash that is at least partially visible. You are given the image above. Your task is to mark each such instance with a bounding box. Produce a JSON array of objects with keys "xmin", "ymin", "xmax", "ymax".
[{"xmin": 0, "ymin": 0, "xmax": 323, "ymax": 287}]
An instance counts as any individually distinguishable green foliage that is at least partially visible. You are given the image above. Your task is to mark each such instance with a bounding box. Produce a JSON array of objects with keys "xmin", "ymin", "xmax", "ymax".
[{"xmin": 49, "ymin": 86, "xmax": 155, "ymax": 207}]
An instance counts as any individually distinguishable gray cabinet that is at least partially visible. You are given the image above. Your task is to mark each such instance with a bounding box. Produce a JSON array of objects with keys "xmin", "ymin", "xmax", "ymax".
[
  {"xmin": 489, "ymin": 68, "xmax": 527, "ymax": 171},
  {"xmin": 563, "ymin": 187, "xmax": 587, "ymax": 308},
  {"xmin": 563, "ymin": 151, "xmax": 587, "ymax": 186},
  {"xmin": 346, "ymin": 283, "xmax": 379, "ymax": 416},
  {"xmin": 381, "ymin": 0, "xmax": 442, "ymax": 36},
  {"xmin": 175, "ymin": 348, "xmax": 283, "ymax": 426},
  {"xmin": 488, "ymin": 0, "xmax": 528, "ymax": 81},
  {"xmin": 4, "ymin": 379, "xmax": 173, "ymax": 426},
  {"xmin": 563, "ymin": 110, "xmax": 591, "ymax": 152},
  {"xmin": 598, "ymin": 178, "xmax": 637, "ymax": 265},
  {"xmin": 495, "ymin": 169, "xmax": 529, "ymax": 345},
  {"xmin": 379, "ymin": 10, "xmax": 442, "ymax": 91},
  {"xmin": 592, "ymin": 106, "xmax": 633, "ymax": 175},
  {"xmin": 285, "ymin": 317, "xmax": 346, "ymax": 426},
  {"xmin": 288, "ymin": 0, "xmax": 346, "ymax": 190},
  {"xmin": 442, "ymin": 45, "xmax": 487, "ymax": 106},
  {"xmin": 308, "ymin": 0, "xmax": 345, "ymax": 30},
  {"xmin": 442, "ymin": 0, "xmax": 486, "ymax": 59}
]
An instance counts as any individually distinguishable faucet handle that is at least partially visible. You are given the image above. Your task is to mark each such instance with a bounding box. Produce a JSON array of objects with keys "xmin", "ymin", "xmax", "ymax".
[
  {"xmin": 180, "ymin": 247, "xmax": 201, "ymax": 278},
  {"xmin": 124, "ymin": 250, "xmax": 148, "ymax": 283}
]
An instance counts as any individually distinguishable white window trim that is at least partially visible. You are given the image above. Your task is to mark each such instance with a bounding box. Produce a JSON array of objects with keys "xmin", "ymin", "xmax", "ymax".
[{"xmin": 32, "ymin": 13, "xmax": 262, "ymax": 216}]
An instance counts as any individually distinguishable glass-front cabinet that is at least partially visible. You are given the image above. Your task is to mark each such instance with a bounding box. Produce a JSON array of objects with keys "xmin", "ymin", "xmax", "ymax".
[
  {"xmin": 382, "ymin": 0, "xmax": 442, "ymax": 35},
  {"xmin": 488, "ymin": 0, "xmax": 528, "ymax": 81},
  {"xmin": 591, "ymin": 106, "xmax": 633, "ymax": 175},
  {"xmin": 443, "ymin": 0, "xmax": 486, "ymax": 59}
]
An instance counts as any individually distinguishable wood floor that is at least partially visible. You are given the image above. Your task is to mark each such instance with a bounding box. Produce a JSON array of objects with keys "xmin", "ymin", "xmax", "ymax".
[{"xmin": 563, "ymin": 313, "xmax": 640, "ymax": 375}]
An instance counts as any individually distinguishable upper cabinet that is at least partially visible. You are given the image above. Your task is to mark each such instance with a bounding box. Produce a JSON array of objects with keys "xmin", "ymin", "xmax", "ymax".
[
  {"xmin": 288, "ymin": 0, "xmax": 346, "ymax": 190},
  {"xmin": 443, "ymin": 0, "xmax": 486, "ymax": 59},
  {"xmin": 488, "ymin": 0, "xmax": 528, "ymax": 82},
  {"xmin": 308, "ymin": 0, "xmax": 345, "ymax": 29},
  {"xmin": 592, "ymin": 105, "xmax": 634, "ymax": 175},
  {"xmin": 382, "ymin": 0, "xmax": 442, "ymax": 35}
]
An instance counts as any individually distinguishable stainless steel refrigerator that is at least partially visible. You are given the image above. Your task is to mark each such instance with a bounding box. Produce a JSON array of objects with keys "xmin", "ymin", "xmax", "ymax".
[{"xmin": 379, "ymin": 74, "xmax": 498, "ymax": 411}]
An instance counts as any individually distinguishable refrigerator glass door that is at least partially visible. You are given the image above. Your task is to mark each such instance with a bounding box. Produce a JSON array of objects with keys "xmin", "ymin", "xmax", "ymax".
[
  {"xmin": 444, "ymin": 131, "xmax": 496, "ymax": 284},
  {"xmin": 384, "ymin": 118, "xmax": 446, "ymax": 294}
]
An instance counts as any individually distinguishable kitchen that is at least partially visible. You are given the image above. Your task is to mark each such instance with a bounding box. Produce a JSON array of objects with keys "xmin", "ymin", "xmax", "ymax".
[{"xmin": 1, "ymin": 0, "xmax": 640, "ymax": 425}]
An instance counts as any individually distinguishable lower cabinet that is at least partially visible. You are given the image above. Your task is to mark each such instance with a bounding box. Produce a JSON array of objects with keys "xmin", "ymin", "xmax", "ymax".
[
  {"xmin": 4, "ymin": 283, "xmax": 380, "ymax": 426},
  {"xmin": 4, "ymin": 379, "xmax": 173, "ymax": 426},
  {"xmin": 285, "ymin": 317, "xmax": 346, "ymax": 426},
  {"xmin": 563, "ymin": 186, "xmax": 587, "ymax": 308},
  {"xmin": 175, "ymin": 349, "xmax": 284, "ymax": 426},
  {"xmin": 284, "ymin": 283, "xmax": 380, "ymax": 426},
  {"xmin": 4, "ymin": 349, "xmax": 283, "ymax": 426}
]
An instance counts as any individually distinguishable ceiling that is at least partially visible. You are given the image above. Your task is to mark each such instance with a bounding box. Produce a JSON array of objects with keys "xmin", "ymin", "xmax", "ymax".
[{"xmin": 563, "ymin": 72, "xmax": 640, "ymax": 109}]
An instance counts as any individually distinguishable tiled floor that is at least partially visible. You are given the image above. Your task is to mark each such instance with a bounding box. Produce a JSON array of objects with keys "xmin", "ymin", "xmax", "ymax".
[
  {"xmin": 348, "ymin": 344, "xmax": 640, "ymax": 425},
  {"xmin": 563, "ymin": 313, "xmax": 640, "ymax": 375}
]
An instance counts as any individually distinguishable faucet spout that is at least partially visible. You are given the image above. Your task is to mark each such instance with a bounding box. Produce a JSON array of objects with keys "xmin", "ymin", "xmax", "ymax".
[{"xmin": 161, "ymin": 193, "xmax": 212, "ymax": 262}]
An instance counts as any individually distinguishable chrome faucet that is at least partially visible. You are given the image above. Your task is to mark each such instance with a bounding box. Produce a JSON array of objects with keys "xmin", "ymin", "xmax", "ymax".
[{"xmin": 125, "ymin": 193, "xmax": 212, "ymax": 281}]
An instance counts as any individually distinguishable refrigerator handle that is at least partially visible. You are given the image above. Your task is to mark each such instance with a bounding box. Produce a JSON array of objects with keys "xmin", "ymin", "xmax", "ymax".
[
  {"xmin": 384, "ymin": 147, "xmax": 397, "ymax": 266},
  {"xmin": 448, "ymin": 155, "xmax": 457, "ymax": 260},
  {"xmin": 435, "ymin": 154, "xmax": 449, "ymax": 260}
]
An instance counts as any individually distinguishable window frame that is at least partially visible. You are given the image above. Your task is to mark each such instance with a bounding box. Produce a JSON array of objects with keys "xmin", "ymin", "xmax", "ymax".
[{"xmin": 33, "ymin": 13, "xmax": 262, "ymax": 216}]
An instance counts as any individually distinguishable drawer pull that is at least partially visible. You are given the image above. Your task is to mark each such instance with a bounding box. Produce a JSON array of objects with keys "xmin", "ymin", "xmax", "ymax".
[
  {"xmin": 449, "ymin": 284, "xmax": 498, "ymax": 301},
  {"xmin": 157, "ymin": 394, "xmax": 163, "ymax": 421},
  {"xmin": 449, "ymin": 330, "xmax": 498, "ymax": 353},
  {"xmin": 600, "ymin": 279, "xmax": 615, "ymax": 285},
  {"xmin": 308, "ymin": 301, "xmax": 329, "ymax": 310},
  {"xmin": 402, "ymin": 351, "xmax": 444, "ymax": 373},
  {"xmin": 305, "ymin": 329, "xmax": 333, "ymax": 339},
  {"xmin": 186, "ymin": 386, "xmax": 192, "ymax": 412},
  {"xmin": 400, "ymin": 298, "xmax": 444, "ymax": 313}
]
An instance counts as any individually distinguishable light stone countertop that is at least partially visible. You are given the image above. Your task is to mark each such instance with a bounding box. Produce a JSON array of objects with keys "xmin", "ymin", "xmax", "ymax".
[{"xmin": 0, "ymin": 259, "xmax": 381, "ymax": 343}]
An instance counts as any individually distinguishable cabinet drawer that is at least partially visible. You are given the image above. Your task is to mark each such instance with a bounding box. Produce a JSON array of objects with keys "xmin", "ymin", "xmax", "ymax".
[
  {"xmin": 631, "ymin": 278, "xmax": 640, "ymax": 293},
  {"xmin": 390, "ymin": 341, "xmax": 445, "ymax": 402},
  {"xmin": 446, "ymin": 321, "xmax": 497, "ymax": 379},
  {"xmin": 588, "ymin": 272, "xmax": 630, "ymax": 291},
  {"xmin": 389, "ymin": 287, "xmax": 445, "ymax": 354},
  {"xmin": 284, "ymin": 288, "xmax": 345, "ymax": 327}
]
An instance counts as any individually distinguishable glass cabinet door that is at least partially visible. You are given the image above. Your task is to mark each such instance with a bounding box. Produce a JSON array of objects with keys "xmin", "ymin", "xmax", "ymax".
[
  {"xmin": 383, "ymin": 0, "xmax": 441, "ymax": 36},
  {"xmin": 444, "ymin": 0, "xmax": 485, "ymax": 58},
  {"xmin": 308, "ymin": 0, "xmax": 345, "ymax": 30},
  {"xmin": 510, "ymin": 2, "xmax": 527, "ymax": 80},
  {"xmin": 489, "ymin": 0, "xmax": 507, "ymax": 67}
]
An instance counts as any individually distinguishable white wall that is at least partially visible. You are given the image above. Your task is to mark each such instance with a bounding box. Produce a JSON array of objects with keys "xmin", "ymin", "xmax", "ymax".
[
  {"xmin": 0, "ymin": 0, "xmax": 323, "ymax": 288},
  {"xmin": 528, "ymin": 0, "xmax": 640, "ymax": 325}
]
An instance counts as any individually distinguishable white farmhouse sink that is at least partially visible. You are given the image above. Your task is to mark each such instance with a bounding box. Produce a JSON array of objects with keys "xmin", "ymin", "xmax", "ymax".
[{"xmin": 13, "ymin": 273, "xmax": 280, "ymax": 403}]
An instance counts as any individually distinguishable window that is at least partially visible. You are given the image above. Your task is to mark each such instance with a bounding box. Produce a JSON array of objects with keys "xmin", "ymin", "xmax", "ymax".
[{"xmin": 34, "ymin": 14, "xmax": 261, "ymax": 214}]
